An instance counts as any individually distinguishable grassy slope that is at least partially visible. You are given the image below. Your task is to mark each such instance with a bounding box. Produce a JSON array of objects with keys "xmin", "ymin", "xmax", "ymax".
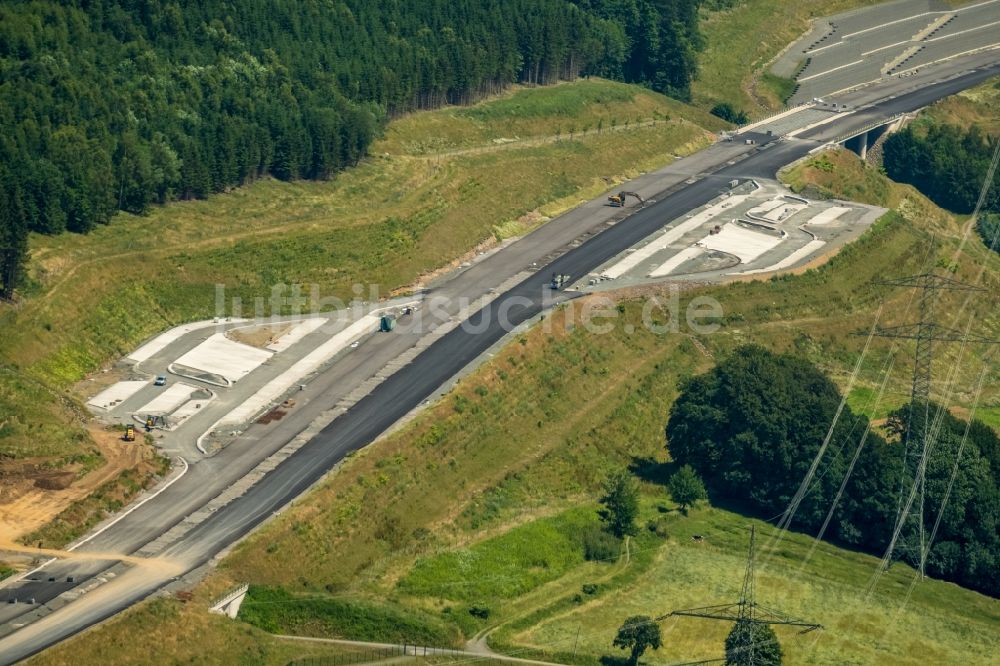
[
  {"xmin": 515, "ymin": 508, "xmax": 999, "ymax": 665},
  {"xmin": 919, "ymin": 77, "xmax": 1000, "ymax": 135},
  {"xmin": 19, "ymin": 577, "xmax": 375, "ymax": 666},
  {"xmin": 32, "ymin": 138, "xmax": 1000, "ymax": 664},
  {"xmin": 0, "ymin": 78, "xmax": 721, "ymax": 462},
  {"xmin": 693, "ymin": 0, "xmax": 885, "ymax": 113}
]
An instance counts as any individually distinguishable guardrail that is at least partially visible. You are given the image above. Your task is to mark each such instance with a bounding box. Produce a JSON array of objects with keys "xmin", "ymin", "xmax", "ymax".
[
  {"xmin": 732, "ymin": 102, "xmax": 814, "ymax": 134},
  {"xmin": 832, "ymin": 112, "xmax": 906, "ymax": 144},
  {"xmin": 209, "ymin": 582, "xmax": 249, "ymax": 615}
]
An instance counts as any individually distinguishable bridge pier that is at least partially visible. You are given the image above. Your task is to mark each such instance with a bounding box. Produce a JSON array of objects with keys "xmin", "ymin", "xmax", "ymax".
[
  {"xmin": 209, "ymin": 583, "xmax": 249, "ymax": 619},
  {"xmin": 840, "ymin": 114, "xmax": 908, "ymax": 160}
]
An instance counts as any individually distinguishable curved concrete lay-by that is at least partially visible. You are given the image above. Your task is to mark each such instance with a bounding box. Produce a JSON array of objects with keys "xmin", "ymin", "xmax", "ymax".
[
  {"xmin": 2, "ymin": 51, "xmax": 1000, "ymax": 665},
  {"xmin": 587, "ymin": 178, "xmax": 878, "ymax": 287}
]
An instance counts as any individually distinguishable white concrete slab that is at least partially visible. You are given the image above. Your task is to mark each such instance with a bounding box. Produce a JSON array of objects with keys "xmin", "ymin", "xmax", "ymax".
[
  {"xmin": 648, "ymin": 247, "xmax": 706, "ymax": 278},
  {"xmin": 702, "ymin": 224, "xmax": 784, "ymax": 263},
  {"xmin": 217, "ymin": 315, "xmax": 380, "ymax": 427},
  {"xmin": 762, "ymin": 203, "xmax": 807, "ymax": 222},
  {"xmin": 749, "ymin": 199, "xmax": 785, "ymax": 213},
  {"xmin": 136, "ymin": 382, "xmax": 197, "ymax": 415},
  {"xmin": 128, "ymin": 319, "xmax": 246, "ymax": 363},
  {"xmin": 169, "ymin": 396, "xmax": 215, "ymax": 429},
  {"xmin": 739, "ymin": 240, "xmax": 827, "ymax": 275},
  {"xmin": 172, "ymin": 333, "xmax": 272, "ymax": 383},
  {"xmin": 87, "ymin": 381, "xmax": 147, "ymax": 410},
  {"xmin": 601, "ymin": 195, "xmax": 749, "ymax": 279},
  {"xmin": 805, "ymin": 206, "xmax": 852, "ymax": 225},
  {"xmin": 264, "ymin": 317, "xmax": 329, "ymax": 352}
]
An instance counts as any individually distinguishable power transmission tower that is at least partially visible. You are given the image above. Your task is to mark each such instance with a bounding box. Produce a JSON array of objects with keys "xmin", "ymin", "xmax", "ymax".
[
  {"xmin": 662, "ymin": 526, "xmax": 821, "ymax": 663},
  {"xmin": 868, "ymin": 273, "xmax": 997, "ymax": 577}
]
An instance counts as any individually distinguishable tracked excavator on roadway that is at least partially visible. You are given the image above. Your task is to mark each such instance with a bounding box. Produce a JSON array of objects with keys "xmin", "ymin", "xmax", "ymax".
[{"xmin": 607, "ymin": 191, "xmax": 645, "ymax": 207}]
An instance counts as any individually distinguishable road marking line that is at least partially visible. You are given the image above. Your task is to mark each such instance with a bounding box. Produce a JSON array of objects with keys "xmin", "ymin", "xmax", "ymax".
[
  {"xmin": 799, "ymin": 59, "xmax": 864, "ymax": 82},
  {"xmin": 71, "ymin": 456, "xmax": 189, "ymax": 551},
  {"xmin": 862, "ymin": 40, "xmax": 912, "ymax": 57},
  {"xmin": 841, "ymin": 12, "xmax": 935, "ymax": 40},
  {"xmin": 924, "ymin": 20, "xmax": 1000, "ymax": 43},
  {"xmin": 890, "ymin": 43, "xmax": 1000, "ymax": 78}
]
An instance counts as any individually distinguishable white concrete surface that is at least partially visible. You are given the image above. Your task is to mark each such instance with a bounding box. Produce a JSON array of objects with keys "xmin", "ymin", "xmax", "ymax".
[
  {"xmin": 135, "ymin": 382, "xmax": 197, "ymax": 415},
  {"xmin": 763, "ymin": 203, "xmax": 807, "ymax": 222},
  {"xmin": 264, "ymin": 317, "xmax": 329, "ymax": 352},
  {"xmin": 751, "ymin": 199, "xmax": 785, "ymax": 213},
  {"xmin": 702, "ymin": 224, "xmax": 784, "ymax": 263},
  {"xmin": 747, "ymin": 198, "xmax": 808, "ymax": 222},
  {"xmin": 170, "ymin": 397, "xmax": 215, "ymax": 427},
  {"xmin": 806, "ymin": 206, "xmax": 852, "ymax": 225},
  {"xmin": 647, "ymin": 247, "xmax": 706, "ymax": 278},
  {"xmin": 87, "ymin": 381, "xmax": 147, "ymax": 410},
  {"xmin": 128, "ymin": 319, "xmax": 245, "ymax": 363},
  {"xmin": 739, "ymin": 240, "xmax": 827, "ymax": 275},
  {"xmin": 172, "ymin": 333, "xmax": 272, "ymax": 383},
  {"xmin": 601, "ymin": 195, "xmax": 748, "ymax": 278},
  {"xmin": 216, "ymin": 315, "xmax": 380, "ymax": 428}
]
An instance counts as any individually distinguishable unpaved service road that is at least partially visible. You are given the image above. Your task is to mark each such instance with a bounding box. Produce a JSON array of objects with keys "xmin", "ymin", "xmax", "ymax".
[{"xmin": 0, "ymin": 426, "xmax": 155, "ymax": 544}]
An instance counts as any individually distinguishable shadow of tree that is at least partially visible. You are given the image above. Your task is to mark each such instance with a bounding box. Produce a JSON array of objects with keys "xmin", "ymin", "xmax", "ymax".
[
  {"xmin": 599, "ymin": 655, "xmax": 632, "ymax": 666},
  {"xmin": 630, "ymin": 456, "xmax": 676, "ymax": 486}
]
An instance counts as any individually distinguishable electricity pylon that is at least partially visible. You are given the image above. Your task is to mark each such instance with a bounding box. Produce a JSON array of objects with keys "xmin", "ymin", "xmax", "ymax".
[
  {"xmin": 662, "ymin": 525, "xmax": 821, "ymax": 664},
  {"xmin": 868, "ymin": 273, "xmax": 997, "ymax": 577}
]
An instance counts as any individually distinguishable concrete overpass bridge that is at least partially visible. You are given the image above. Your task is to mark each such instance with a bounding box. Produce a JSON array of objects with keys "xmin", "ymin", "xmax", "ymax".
[{"xmin": 836, "ymin": 113, "xmax": 910, "ymax": 160}]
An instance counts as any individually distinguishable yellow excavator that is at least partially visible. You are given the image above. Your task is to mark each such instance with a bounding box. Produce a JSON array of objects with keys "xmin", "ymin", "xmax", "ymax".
[{"xmin": 607, "ymin": 191, "xmax": 645, "ymax": 207}]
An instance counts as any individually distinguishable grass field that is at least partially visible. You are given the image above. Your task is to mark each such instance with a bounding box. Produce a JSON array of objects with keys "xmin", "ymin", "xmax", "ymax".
[
  {"xmin": 512, "ymin": 508, "xmax": 1000, "ymax": 665},
  {"xmin": 0, "ymin": 78, "xmax": 719, "ymax": 465},
  {"xmin": 916, "ymin": 77, "xmax": 1000, "ymax": 135},
  {"xmin": 21, "ymin": 578, "xmax": 382, "ymax": 666},
  {"xmin": 376, "ymin": 79, "xmax": 725, "ymax": 155}
]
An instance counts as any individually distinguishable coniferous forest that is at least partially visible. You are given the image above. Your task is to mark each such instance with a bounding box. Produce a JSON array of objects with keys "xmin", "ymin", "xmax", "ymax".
[{"xmin": 0, "ymin": 0, "xmax": 704, "ymax": 299}]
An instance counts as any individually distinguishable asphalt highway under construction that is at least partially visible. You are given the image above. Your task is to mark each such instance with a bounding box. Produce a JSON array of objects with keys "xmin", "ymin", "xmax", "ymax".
[{"xmin": 2, "ymin": 60, "xmax": 999, "ymax": 665}]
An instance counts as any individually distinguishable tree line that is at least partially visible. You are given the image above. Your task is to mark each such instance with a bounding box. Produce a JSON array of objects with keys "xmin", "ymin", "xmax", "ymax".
[
  {"xmin": 882, "ymin": 121, "xmax": 999, "ymax": 258},
  {"xmin": 882, "ymin": 122, "xmax": 999, "ymax": 216},
  {"xmin": 0, "ymin": 0, "xmax": 708, "ymax": 300},
  {"xmin": 572, "ymin": 0, "xmax": 703, "ymax": 101},
  {"xmin": 665, "ymin": 345, "xmax": 1000, "ymax": 598}
]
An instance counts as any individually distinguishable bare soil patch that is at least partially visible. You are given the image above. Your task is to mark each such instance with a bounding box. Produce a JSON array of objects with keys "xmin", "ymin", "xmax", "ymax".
[
  {"xmin": 226, "ymin": 322, "xmax": 295, "ymax": 348},
  {"xmin": 71, "ymin": 365, "xmax": 143, "ymax": 405},
  {"xmin": 0, "ymin": 425, "xmax": 155, "ymax": 543}
]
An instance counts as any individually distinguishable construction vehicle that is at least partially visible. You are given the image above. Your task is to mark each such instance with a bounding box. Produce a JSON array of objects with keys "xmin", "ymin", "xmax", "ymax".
[
  {"xmin": 379, "ymin": 315, "xmax": 396, "ymax": 332},
  {"xmin": 123, "ymin": 424, "xmax": 135, "ymax": 442},
  {"xmin": 607, "ymin": 191, "xmax": 644, "ymax": 207},
  {"xmin": 549, "ymin": 273, "xmax": 571, "ymax": 289}
]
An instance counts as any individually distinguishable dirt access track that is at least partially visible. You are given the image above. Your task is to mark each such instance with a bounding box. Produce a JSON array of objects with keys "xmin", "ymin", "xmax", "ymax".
[{"xmin": 0, "ymin": 425, "xmax": 155, "ymax": 545}]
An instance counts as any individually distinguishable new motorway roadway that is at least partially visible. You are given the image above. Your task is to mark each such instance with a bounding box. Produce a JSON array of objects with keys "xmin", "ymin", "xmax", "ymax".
[{"xmin": 2, "ymin": 56, "xmax": 999, "ymax": 664}]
